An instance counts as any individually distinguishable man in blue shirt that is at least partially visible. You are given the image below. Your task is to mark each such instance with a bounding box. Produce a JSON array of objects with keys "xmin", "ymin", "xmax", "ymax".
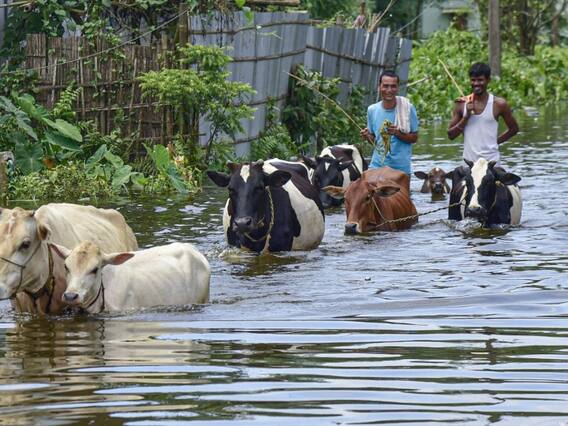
[{"xmin": 360, "ymin": 70, "xmax": 419, "ymax": 176}]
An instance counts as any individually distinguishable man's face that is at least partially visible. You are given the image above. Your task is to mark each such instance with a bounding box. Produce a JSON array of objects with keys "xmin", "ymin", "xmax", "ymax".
[
  {"xmin": 379, "ymin": 76, "xmax": 398, "ymax": 102},
  {"xmin": 470, "ymin": 75, "xmax": 490, "ymax": 95}
]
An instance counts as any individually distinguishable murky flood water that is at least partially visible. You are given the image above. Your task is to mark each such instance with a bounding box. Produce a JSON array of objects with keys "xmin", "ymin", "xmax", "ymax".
[{"xmin": 1, "ymin": 106, "xmax": 567, "ymax": 425}]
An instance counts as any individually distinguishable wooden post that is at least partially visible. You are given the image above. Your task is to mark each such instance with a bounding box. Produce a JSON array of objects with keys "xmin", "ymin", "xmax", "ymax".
[
  {"xmin": 178, "ymin": 2, "xmax": 189, "ymax": 48},
  {"xmin": 488, "ymin": 0, "xmax": 501, "ymax": 77}
]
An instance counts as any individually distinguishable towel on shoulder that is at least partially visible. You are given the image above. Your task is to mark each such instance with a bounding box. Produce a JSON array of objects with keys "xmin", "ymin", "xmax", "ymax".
[{"xmin": 395, "ymin": 96, "xmax": 413, "ymax": 134}]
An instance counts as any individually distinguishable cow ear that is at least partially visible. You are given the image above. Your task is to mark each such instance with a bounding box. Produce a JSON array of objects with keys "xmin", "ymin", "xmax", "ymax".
[
  {"xmin": 373, "ymin": 185, "xmax": 400, "ymax": 197},
  {"xmin": 301, "ymin": 155, "xmax": 317, "ymax": 169},
  {"xmin": 414, "ymin": 171, "xmax": 428, "ymax": 180},
  {"xmin": 488, "ymin": 160, "xmax": 497, "ymax": 170},
  {"xmin": 498, "ymin": 173, "xmax": 521, "ymax": 186},
  {"xmin": 463, "ymin": 158, "xmax": 474, "ymax": 168},
  {"xmin": 37, "ymin": 223, "xmax": 52, "ymax": 241},
  {"xmin": 207, "ymin": 171, "xmax": 231, "ymax": 188},
  {"xmin": 48, "ymin": 243, "xmax": 70, "ymax": 259},
  {"xmin": 226, "ymin": 161, "xmax": 239, "ymax": 174},
  {"xmin": 266, "ymin": 170, "xmax": 291, "ymax": 188},
  {"xmin": 102, "ymin": 252, "xmax": 135, "ymax": 266},
  {"xmin": 323, "ymin": 185, "xmax": 345, "ymax": 200},
  {"xmin": 338, "ymin": 160, "xmax": 354, "ymax": 171}
]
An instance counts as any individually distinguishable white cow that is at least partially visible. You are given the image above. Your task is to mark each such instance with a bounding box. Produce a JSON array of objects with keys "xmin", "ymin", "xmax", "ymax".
[
  {"xmin": 0, "ymin": 203, "xmax": 138, "ymax": 313},
  {"xmin": 50, "ymin": 241, "xmax": 210, "ymax": 313}
]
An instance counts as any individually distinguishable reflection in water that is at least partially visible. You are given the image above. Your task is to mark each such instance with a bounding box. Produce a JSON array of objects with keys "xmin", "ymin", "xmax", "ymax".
[{"xmin": 0, "ymin": 106, "xmax": 568, "ymax": 425}]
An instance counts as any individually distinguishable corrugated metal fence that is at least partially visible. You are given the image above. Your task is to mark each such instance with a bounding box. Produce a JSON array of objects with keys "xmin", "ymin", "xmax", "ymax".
[{"xmin": 22, "ymin": 11, "xmax": 412, "ymax": 155}]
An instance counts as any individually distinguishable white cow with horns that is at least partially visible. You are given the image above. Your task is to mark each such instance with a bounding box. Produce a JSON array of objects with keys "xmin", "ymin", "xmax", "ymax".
[
  {"xmin": 0, "ymin": 203, "xmax": 138, "ymax": 314},
  {"xmin": 50, "ymin": 241, "xmax": 210, "ymax": 313}
]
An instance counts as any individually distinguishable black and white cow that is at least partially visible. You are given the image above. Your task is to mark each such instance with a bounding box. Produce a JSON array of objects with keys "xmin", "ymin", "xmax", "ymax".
[
  {"xmin": 207, "ymin": 160, "xmax": 325, "ymax": 252},
  {"xmin": 447, "ymin": 158, "xmax": 522, "ymax": 225},
  {"xmin": 302, "ymin": 144, "xmax": 367, "ymax": 208}
]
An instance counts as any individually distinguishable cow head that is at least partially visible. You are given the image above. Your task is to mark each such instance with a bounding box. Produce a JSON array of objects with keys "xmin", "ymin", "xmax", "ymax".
[
  {"xmin": 51, "ymin": 241, "xmax": 133, "ymax": 307},
  {"xmin": 207, "ymin": 161, "xmax": 291, "ymax": 234},
  {"xmin": 414, "ymin": 167, "xmax": 450, "ymax": 196},
  {"xmin": 325, "ymin": 178, "xmax": 400, "ymax": 234},
  {"xmin": 462, "ymin": 159, "xmax": 521, "ymax": 223},
  {"xmin": 302, "ymin": 155, "xmax": 354, "ymax": 208},
  {"xmin": 0, "ymin": 207, "xmax": 51, "ymax": 299}
]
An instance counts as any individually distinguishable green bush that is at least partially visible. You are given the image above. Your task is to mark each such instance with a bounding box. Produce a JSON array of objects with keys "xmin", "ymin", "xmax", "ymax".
[{"xmin": 408, "ymin": 27, "xmax": 568, "ymax": 121}]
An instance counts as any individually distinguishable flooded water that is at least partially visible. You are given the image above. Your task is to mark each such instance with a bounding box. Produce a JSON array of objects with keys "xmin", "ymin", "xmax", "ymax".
[{"xmin": 1, "ymin": 106, "xmax": 567, "ymax": 425}]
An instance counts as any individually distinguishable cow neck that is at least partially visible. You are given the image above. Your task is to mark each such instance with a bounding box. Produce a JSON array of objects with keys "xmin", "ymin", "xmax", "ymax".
[
  {"xmin": 483, "ymin": 180, "xmax": 504, "ymax": 225},
  {"xmin": 370, "ymin": 194, "xmax": 388, "ymax": 228},
  {"xmin": 22, "ymin": 246, "xmax": 56, "ymax": 314},
  {"xmin": 84, "ymin": 276, "xmax": 106, "ymax": 314},
  {"xmin": 243, "ymin": 186, "xmax": 274, "ymax": 250}
]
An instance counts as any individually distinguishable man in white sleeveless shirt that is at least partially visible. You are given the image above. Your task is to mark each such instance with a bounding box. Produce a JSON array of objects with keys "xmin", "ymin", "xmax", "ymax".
[{"xmin": 447, "ymin": 63, "xmax": 518, "ymax": 167}]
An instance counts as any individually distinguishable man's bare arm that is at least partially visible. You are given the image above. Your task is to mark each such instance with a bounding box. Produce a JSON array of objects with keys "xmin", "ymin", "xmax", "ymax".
[
  {"xmin": 447, "ymin": 102, "xmax": 469, "ymax": 140},
  {"xmin": 497, "ymin": 101, "xmax": 519, "ymax": 144}
]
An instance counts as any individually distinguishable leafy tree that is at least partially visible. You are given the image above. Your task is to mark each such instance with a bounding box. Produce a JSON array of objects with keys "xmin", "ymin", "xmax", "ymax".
[
  {"xmin": 137, "ymin": 45, "xmax": 255, "ymax": 165},
  {"xmin": 373, "ymin": 0, "xmax": 424, "ymax": 38},
  {"xmin": 475, "ymin": 0, "xmax": 568, "ymax": 55}
]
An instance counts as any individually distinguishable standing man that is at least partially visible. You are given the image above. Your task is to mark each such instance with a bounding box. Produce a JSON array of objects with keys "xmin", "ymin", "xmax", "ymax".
[
  {"xmin": 360, "ymin": 70, "xmax": 419, "ymax": 177},
  {"xmin": 447, "ymin": 62, "xmax": 519, "ymax": 166}
]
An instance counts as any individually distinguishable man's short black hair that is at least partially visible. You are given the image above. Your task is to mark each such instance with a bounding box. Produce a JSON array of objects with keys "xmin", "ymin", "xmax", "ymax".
[
  {"xmin": 469, "ymin": 62, "xmax": 491, "ymax": 78},
  {"xmin": 379, "ymin": 70, "xmax": 399, "ymax": 84}
]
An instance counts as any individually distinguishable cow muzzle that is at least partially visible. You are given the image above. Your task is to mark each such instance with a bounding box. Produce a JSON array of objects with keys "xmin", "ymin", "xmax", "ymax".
[
  {"xmin": 344, "ymin": 222, "xmax": 358, "ymax": 235},
  {"xmin": 465, "ymin": 206, "xmax": 487, "ymax": 220},
  {"xmin": 233, "ymin": 216, "xmax": 255, "ymax": 233},
  {"xmin": 63, "ymin": 292, "xmax": 80, "ymax": 304},
  {"xmin": 432, "ymin": 183, "xmax": 444, "ymax": 194}
]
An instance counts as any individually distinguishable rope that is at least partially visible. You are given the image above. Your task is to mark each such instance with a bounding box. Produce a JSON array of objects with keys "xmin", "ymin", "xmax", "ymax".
[
  {"xmin": 0, "ymin": 240, "xmax": 43, "ymax": 300},
  {"xmin": 244, "ymin": 186, "xmax": 275, "ymax": 245},
  {"xmin": 0, "ymin": 7, "xmax": 189, "ymax": 76},
  {"xmin": 371, "ymin": 198, "xmax": 465, "ymax": 229}
]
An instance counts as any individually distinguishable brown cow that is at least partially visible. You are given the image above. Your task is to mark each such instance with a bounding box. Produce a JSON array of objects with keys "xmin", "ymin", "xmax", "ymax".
[
  {"xmin": 324, "ymin": 167, "xmax": 418, "ymax": 234},
  {"xmin": 414, "ymin": 167, "xmax": 450, "ymax": 196}
]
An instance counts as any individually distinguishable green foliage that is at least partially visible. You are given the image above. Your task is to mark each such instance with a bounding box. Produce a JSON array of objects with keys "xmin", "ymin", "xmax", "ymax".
[
  {"xmin": 300, "ymin": 0, "xmax": 358, "ymax": 20},
  {"xmin": 251, "ymin": 100, "xmax": 300, "ymax": 161},
  {"xmin": 52, "ymin": 83, "xmax": 80, "ymax": 121},
  {"xmin": 408, "ymin": 27, "xmax": 568, "ymax": 121},
  {"xmin": 283, "ymin": 65, "xmax": 367, "ymax": 153},
  {"xmin": 0, "ymin": 93, "xmax": 83, "ymax": 174},
  {"xmin": 10, "ymin": 162, "xmax": 117, "ymax": 201},
  {"xmin": 138, "ymin": 44, "xmax": 255, "ymax": 164},
  {"xmin": 85, "ymin": 145, "xmax": 146, "ymax": 190}
]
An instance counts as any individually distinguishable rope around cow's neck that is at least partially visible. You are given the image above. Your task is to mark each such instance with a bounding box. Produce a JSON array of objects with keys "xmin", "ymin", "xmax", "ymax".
[
  {"xmin": 243, "ymin": 187, "xmax": 275, "ymax": 250},
  {"xmin": 84, "ymin": 278, "xmax": 106, "ymax": 314},
  {"xmin": 370, "ymin": 196, "xmax": 466, "ymax": 229}
]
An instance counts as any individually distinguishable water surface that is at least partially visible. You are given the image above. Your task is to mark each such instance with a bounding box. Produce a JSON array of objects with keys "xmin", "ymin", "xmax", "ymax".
[{"xmin": 0, "ymin": 106, "xmax": 567, "ymax": 425}]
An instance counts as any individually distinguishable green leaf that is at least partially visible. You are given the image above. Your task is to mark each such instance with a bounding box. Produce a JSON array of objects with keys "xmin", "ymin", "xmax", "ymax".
[
  {"xmin": 102, "ymin": 0, "xmax": 111, "ymax": 7},
  {"xmin": 86, "ymin": 144, "xmax": 108, "ymax": 170},
  {"xmin": 143, "ymin": 143, "xmax": 170, "ymax": 172},
  {"xmin": 235, "ymin": 0, "xmax": 246, "ymax": 8},
  {"xmin": 112, "ymin": 165, "xmax": 133, "ymax": 188},
  {"xmin": 0, "ymin": 96, "xmax": 19, "ymax": 114},
  {"xmin": 104, "ymin": 150, "xmax": 124, "ymax": 168},
  {"xmin": 15, "ymin": 142, "xmax": 43, "ymax": 174},
  {"xmin": 43, "ymin": 118, "xmax": 83, "ymax": 142},
  {"xmin": 44, "ymin": 131, "xmax": 81, "ymax": 151},
  {"xmin": 15, "ymin": 113, "xmax": 38, "ymax": 141},
  {"xmin": 14, "ymin": 94, "xmax": 49, "ymax": 122},
  {"xmin": 166, "ymin": 164, "xmax": 188, "ymax": 194}
]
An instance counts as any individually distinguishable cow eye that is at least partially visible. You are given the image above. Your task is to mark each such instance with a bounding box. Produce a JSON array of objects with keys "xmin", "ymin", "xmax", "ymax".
[
  {"xmin": 19, "ymin": 240, "xmax": 31, "ymax": 251},
  {"xmin": 91, "ymin": 267, "xmax": 99, "ymax": 275}
]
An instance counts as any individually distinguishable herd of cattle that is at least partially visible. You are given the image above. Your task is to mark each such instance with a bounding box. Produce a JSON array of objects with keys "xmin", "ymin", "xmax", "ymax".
[{"xmin": 0, "ymin": 144, "xmax": 522, "ymax": 315}]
